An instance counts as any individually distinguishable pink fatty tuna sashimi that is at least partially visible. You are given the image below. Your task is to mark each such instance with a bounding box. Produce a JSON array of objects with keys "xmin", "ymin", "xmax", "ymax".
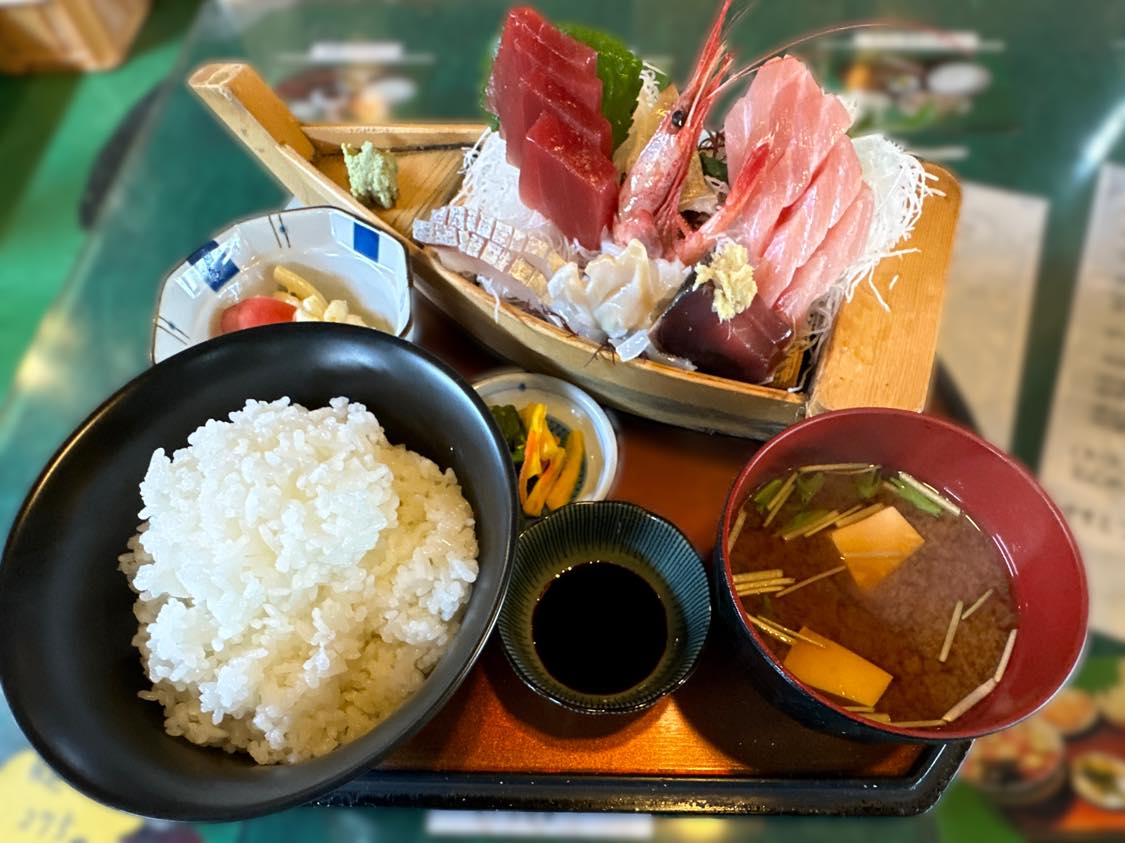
[
  {"xmin": 513, "ymin": 68, "xmax": 612, "ymax": 164},
  {"xmin": 723, "ymin": 56, "xmax": 852, "ymax": 259},
  {"xmin": 774, "ymin": 183, "xmax": 875, "ymax": 328},
  {"xmin": 753, "ymin": 136, "xmax": 863, "ymax": 307},
  {"xmin": 653, "ymin": 284, "xmax": 794, "ymax": 384},
  {"xmin": 520, "ymin": 113, "xmax": 618, "ymax": 250},
  {"xmin": 724, "ymin": 56, "xmax": 805, "ymax": 183},
  {"xmin": 487, "ymin": 7, "xmax": 602, "ymax": 164}
]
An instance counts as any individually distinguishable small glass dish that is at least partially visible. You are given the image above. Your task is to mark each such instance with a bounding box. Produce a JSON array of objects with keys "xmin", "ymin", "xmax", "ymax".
[{"xmin": 498, "ymin": 501, "xmax": 711, "ymax": 715}]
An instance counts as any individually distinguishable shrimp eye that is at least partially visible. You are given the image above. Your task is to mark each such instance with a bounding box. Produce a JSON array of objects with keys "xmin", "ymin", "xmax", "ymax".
[{"xmin": 671, "ymin": 109, "xmax": 686, "ymax": 129}]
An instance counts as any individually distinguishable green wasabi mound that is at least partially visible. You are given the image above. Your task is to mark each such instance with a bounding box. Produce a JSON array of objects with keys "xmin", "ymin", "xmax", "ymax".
[{"xmin": 342, "ymin": 141, "xmax": 398, "ymax": 209}]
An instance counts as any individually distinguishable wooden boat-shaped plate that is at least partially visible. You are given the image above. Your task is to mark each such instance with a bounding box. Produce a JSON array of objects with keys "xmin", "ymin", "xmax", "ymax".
[{"xmin": 190, "ymin": 62, "xmax": 961, "ymax": 439}]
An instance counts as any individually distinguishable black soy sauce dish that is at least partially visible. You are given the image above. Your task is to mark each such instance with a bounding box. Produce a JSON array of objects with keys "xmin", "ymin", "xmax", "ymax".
[{"xmin": 499, "ymin": 501, "xmax": 711, "ymax": 714}]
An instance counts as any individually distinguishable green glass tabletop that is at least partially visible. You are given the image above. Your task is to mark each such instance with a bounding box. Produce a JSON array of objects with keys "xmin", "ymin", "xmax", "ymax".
[
  {"xmin": 4, "ymin": 0, "xmax": 1125, "ymax": 526},
  {"xmin": 2, "ymin": 1, "xmax": 1125, "ymax": 838}
]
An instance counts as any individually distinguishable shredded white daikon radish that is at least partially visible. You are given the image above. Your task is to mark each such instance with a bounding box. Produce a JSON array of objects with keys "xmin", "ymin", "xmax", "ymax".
[
  {"xmin": 638, "ymin": 65, "xmax": 663, "ymax": 109},
  {"xmin": 849, "ymin": 134, "xmax": 935, "ymax": 297},
  {"xmin": 453, "ymin": 129, "xmax": 570, "ymax": 255}
]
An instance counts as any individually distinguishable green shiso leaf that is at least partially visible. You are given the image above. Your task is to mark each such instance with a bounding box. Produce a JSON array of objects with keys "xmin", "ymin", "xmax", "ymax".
[
  {"xmin": 700, "ymin": 152, "xmax": 728, "ymax": 183},
  {"xmin": 559, "ymin": 23, "xmax": 644, "ymax": 150},
  {"xmin": 479, "ymin": 32, "xmax": 500, "ymax": 127}
]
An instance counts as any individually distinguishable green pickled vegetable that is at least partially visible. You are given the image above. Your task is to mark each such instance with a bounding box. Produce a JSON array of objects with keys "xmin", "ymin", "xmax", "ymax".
[
  {"xmin": 559, "ymin": 23, "xmax": 644, "ymax": 149},
  {"xmin": 490, "ymin": 404, "xmax": 527, "ymax": 464}
]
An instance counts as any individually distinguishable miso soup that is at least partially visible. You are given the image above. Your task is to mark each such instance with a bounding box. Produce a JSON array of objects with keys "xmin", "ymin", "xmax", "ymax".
[{"xmin": 729, "ymin": 464, "xmax": 1018, "ymax": 727}]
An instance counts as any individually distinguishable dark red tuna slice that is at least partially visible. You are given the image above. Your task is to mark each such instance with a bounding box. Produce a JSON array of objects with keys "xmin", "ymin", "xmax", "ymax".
[
  {"xmin": 653, "ymin": 284, "xmax": 794, "ymax": 383},
  {"xmin": 519, "ymin": 113, "xmax": 618, "ymax": 250}
]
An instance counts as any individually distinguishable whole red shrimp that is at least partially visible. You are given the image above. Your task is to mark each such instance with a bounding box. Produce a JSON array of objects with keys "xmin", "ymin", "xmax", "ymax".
[
  {"xmin": 615, "ymin": 4, "xmax": 881, "ymax": 265},
  {"xmin": 612, "ymin": 0, "xmax": 734, "ymax": 257}
]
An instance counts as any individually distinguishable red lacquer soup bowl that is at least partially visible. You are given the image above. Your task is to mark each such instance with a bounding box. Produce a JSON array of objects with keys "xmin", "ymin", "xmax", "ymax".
[{"xmin": 713, "ymin": 408, "xmax": 1088, "ymax": 743}]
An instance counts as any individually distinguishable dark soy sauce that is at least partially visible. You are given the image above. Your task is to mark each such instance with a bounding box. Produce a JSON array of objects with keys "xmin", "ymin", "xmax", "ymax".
[{"xmin": 532, "ymin": 560, "xmax": 669, "ymax": 695}]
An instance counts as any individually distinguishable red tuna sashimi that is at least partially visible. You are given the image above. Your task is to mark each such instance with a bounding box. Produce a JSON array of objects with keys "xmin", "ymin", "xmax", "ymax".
[
  {"xmin": 754, "ymin": 137, "xmax": 863, "ymax": 306},
  {"xmin": 507, "ymin": 68, "xmax": 612, "ymax": 165},
  {"xmin": 724, "ymin": 58, "xmax": 852, "ymax": 258},
  {"xmin": 774, "ymin": 183, "xmax": 875, "ymax": 327},
  {"xmin": 724, "ymin": 56, "xmax": 805, "ymax": 184},
  {"xmin": 490, "ymin": 43, "xmax": 603, "ymax": 165},
  {"xmin": 653, "ymin": 284, "xmax": 794, "ymax": 383},
  {"xmin": 506, "ymin": 6, "xmax": 597, "ymax": 76},
  {"xmin": 487, "ymin": 8, "xmax": 602, "ymax": 162},
  {"xmin": 504, "ymin": 24, "xmax": 602, "ymax": 110},
  {"xmin": 520, "ymin": 113, "xmax": 617, "ymax": 250}
]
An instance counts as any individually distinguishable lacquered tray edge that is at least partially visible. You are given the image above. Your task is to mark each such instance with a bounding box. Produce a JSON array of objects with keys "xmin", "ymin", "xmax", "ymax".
[{"xmin": 313, "ymin": 741, "xmax": 969, "ymax": 816}]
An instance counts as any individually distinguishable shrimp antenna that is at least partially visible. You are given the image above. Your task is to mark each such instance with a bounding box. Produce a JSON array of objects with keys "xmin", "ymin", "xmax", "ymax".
[
  {"xmin": 723, "ymin": 0, "xmax": 760, "ymax": 41},
  {"xmin": 714, "ymin": 19, "xmax": 893, "ymax": 98},
  {"xmin": 716, "ymin": 17, "xmax": 967, "ymax": 98}
]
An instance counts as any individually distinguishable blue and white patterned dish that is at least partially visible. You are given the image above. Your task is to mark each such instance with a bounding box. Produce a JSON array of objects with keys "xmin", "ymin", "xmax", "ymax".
[
  {"xmin": 151, "ymin": 206, "xmax": 411, "ymax": 363},
  {"xmin": 472, "ymin": 370, "xmax": 619, "ymax": 504}
]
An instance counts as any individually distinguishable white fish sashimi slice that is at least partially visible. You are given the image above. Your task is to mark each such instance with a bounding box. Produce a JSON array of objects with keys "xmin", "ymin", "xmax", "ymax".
[
  {"xmin": 754, "ymin": 136, "xmax": 864, "ymax": 307},
  {"xmin": 432, "ymin": 246, "xmax": 548, "ymax": 311},
  {"xmin": 774, "ymin": 184, "xmax": 875, "ymax": 327}
]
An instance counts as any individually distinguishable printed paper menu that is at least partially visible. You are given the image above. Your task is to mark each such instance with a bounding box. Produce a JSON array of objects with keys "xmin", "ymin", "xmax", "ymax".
[{"xmin": 1040, "ymin": 162, "xmax": 1125, "ymax": 640}]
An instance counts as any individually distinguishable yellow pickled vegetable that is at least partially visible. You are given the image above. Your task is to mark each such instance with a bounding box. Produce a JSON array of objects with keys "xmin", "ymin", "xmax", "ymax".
[
  {"xmin": 783, "ymin": 627, "xmax": 893, "ymax": 708},
  {"xmin": 519, "ymin": 434, "xmax": 544, "ymax": 512},
  {"xmin": 274, "ymin": 265, "xmax": 326, "ymax": 309},
  {"xmin": 515, "ymin": 405, "xmax": 585, "ymax": 517},
  {"xmin": 830, "ymin": 505, "xmax": 924, "ymax": 590},
  {"xmin": 544, "ymin": 430, "xmax": 584, "ymax": 511},
  {"xmin": 518, "ymin": 403, "xmax": 555, "ymax": 515},
  {"xmin": 519, "ymin": 403, "xmax": 558, "ymax": 455},
  {"xmin": 524, "ymin": 443, "xmax": 567, "ymax": 517},
  {"xmin": 517, "ymin": 403, "xmax": 539, "ymax": 433}
]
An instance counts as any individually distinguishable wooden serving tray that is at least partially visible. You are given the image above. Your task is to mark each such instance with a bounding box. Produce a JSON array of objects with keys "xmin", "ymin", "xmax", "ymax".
[
  {"xmin": 189, "ymin": 62, "xmax": 962, "ymax": 440},
  {"xmin": 307, "ymin": 287, "xmax": 967, "ymax": 815}
]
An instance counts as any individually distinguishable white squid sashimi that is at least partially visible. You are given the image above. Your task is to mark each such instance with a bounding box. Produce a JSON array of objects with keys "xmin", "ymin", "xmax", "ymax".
[{"xmin": 546, "ymin": 239, "xmax": 687, "ymax": 360}]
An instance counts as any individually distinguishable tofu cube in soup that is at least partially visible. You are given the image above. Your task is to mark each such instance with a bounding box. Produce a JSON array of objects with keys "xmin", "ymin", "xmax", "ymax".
[
  {"xmin": 783, "ymin": 627, "xmax": 893, "ymax": 707},
  {"xmin": 831, "ymin": 506, "xmax": 924, "ymax": 589}
]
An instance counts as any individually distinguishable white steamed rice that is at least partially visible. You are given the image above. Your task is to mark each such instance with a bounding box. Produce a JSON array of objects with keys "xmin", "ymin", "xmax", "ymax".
[{"xmin": 117, "ymin": 397, "xmax": 478, "ymax": 764}]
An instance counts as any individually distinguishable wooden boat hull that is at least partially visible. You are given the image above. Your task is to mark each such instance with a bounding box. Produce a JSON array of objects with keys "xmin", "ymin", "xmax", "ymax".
[{"xmin": 189, "ymin": 62, "xmax": 960, "ymax": 439}]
